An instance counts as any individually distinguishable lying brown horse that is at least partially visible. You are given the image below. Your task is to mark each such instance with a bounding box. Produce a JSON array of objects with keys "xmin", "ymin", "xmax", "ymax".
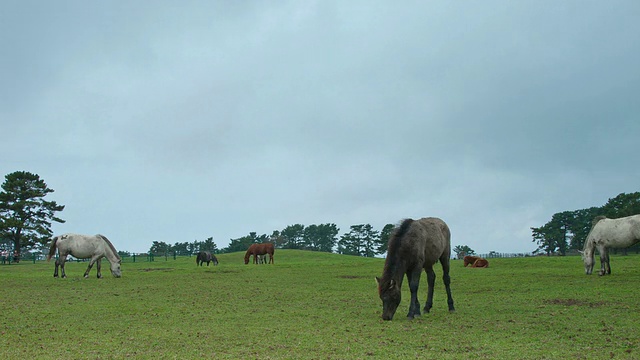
[
  {"xmin": 463, "ymin": 255, "xmax": 489, "ymax": 268},
  {"xmin": 244, "ymin": 243, "xmax": 275, "ymax": 264}
]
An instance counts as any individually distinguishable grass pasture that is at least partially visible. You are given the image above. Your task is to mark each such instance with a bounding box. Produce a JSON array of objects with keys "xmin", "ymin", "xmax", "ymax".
[{"xmin": 1, "ymin": 250, "xmax": 640, "ymax": 359}]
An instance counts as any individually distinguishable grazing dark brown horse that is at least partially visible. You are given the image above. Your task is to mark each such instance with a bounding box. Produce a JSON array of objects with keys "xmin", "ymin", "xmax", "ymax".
[
  {"xmin": 196, "ymin": 251, "xmax": 218, "ymax": 266},
  {"xmin": 375, "ymin": 217, "xmax": 455, "ymax": 321},
  {"xmin": 244, "ymin": 243, "xmax": 275, "ymax": 264},
  {"xmin": 463, "ymin": 255, "xmax": 489, "ymax": 268}
]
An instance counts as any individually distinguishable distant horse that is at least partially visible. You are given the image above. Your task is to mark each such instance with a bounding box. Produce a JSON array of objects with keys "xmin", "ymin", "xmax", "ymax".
[
  {"xmin": 375, "ymin": 218, "xmax": 455, "ymax": 320},
  {"xmin": 244, "ymin": 243, "xmax": 275, "ymax": 264},
  {"xmin": 581, "ymin": 215, "xmax": 640, "ymax": 276},
  {"xmin": 464, "ymin": 255, "xmax": 489, "ymax": 268},
  {"xmin": 47, "ymin": 234, "xmax": 122, "ymax": 278},
  {"xmin": 256, "ymin": 254, "xmax": 266, "ymax": 264},
  {"xmin": 196, "ymin": 251, "xmax": 218, "ymax": 266}
]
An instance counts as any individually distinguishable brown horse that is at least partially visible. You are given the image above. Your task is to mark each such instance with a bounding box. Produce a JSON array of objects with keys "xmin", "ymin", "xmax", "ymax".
[
  {"xmin": 463, "ymin": 255, "xmax": 480, "ymax": 266},
  {"xmin": 244, "ymin": 243, "xmax": 275, "ymax": 264},
  {"xmin": 463, "ymin": 255, "xmax": 489, "ymax": 268},
  {"xmin": 375, "ymin": 217, "xmax": 455, "ymax": 320}
]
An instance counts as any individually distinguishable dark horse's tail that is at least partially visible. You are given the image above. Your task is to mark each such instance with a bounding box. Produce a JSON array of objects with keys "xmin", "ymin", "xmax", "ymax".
[{"xmin": 47, "ymin": 236, "xmax": 59, "ymax": 262}]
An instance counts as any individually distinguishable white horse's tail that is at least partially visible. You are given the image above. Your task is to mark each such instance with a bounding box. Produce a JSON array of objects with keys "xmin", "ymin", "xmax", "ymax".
[{"xmin": 47, "ymin": 236, "xmax": 59, "ymax": 262}]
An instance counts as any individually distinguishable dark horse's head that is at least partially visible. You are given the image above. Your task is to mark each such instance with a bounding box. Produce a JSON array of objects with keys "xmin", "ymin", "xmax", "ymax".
[{"xmin": 375, "ymin": 277, "xmax": 401, "ymax": 321}]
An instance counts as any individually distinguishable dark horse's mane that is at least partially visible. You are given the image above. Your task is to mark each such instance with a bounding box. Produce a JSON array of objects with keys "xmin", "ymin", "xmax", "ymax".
[{"xmin": 382, "ymin": 218, "xmax": 414, "ymax": 279}]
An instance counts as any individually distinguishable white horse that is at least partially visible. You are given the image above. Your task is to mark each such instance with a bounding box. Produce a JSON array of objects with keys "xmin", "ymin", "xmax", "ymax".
[
  {"xmin": 581, "ymin": 215, "xmax": 640, "ymax": 275},
  {"xmin": 47, "ymin": 234, "xmax": 122, "ymax": 278}
]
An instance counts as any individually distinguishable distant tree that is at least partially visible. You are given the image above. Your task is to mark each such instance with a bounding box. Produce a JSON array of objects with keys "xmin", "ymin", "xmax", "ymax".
[
  {"xmin": 360, "ymin": 224, "xmax": 379, "ymax": 257},
  {"xmin": 281, "ymin": 224, "xmax": 305, "ymax": 249},
  {"xmin": 172, "ymin": 241, "xmax": 190, "ymax": 256},
  {"xmin": 337, "ymin": 232, "xmax": 358, "ymax": 256},
  {"xmin": 302, "ymin": 223, "xmax": 339, "ymax": 252},
  {"xmin": 376, "ymin": 224, "xmax": 395, "ymax": 255},
  {"xmin": 453, "ymin": 245, "xmax": 475, "ymax": 259},
  {"xmin": 200, "ymin": 236, "xmax": 218, "ymax": 253},
  {"xmin": 0, "ymin": 171, "xmax": 65, "ymax": 258},
  {"xmin": 223, "ymin": 235, "xmax": 255, "ymax": 253},
  {"xmin": 338, "ymin": 224, "xmax": 379, "ymax": 257},
  {"xmin": 149, "ymin": 241, "xmax": 171, "ymax": 255},
  {"xmin": 601, "ymin": 192, "xmax": 640, "ymax": 218},
  {"xmin": 568, "ymin": 207, "xmax": 601, "ymax": 249},
  {"xmin": 317, "ymin": 223, "xmax": 339, "ymax": 253},
  {"xmin": 188, "ymin": 240, "xmax": 201, "ymax": 254},
  {"xmin": 531, "ymin": 211, "xmax": 574, "ymax": 255},
  {"xmin": 302, "ymin": 224, "xmax": 320, "ymax": 251},
  {"xmin": 270, "ymin": 230, "xmax": 285, "ymax": 248}
]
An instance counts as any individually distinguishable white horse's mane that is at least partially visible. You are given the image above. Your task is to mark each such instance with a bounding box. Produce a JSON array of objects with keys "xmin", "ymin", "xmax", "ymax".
[{"xmin": 97, "ymin": 234, "xmax": 121, "ymax": 261}]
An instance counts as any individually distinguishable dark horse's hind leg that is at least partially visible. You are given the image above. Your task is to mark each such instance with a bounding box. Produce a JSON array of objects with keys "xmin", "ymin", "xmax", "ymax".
[
  {"xmin": 406, "ymin": 268, "xmax": 422, "ymax": 319},
  {"xmin": 441, "ymin": 258, "xmax": 455, "ymax": 312},
  {"xmin": 54, "ymin": 258, "xmax": 61, "ymax": 278},
  {"xmin": 424, "ymin": 266, "xmax": 436, "ymax": 314}
]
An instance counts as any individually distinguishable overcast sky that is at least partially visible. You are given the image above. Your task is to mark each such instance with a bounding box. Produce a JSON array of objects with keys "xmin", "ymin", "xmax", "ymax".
[{"xmin": 1, "ymin": 1, "xmax": 638, "ymax": 255}]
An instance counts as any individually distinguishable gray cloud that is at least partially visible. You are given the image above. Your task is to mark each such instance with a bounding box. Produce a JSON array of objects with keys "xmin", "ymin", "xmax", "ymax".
[{"xmin": 2, "ymin": 1, "xmax": 639, "ymax": 254}]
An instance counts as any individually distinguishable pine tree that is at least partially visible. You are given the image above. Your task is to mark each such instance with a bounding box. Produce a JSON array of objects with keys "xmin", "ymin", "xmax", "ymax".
[{"xmin": 0, "ymin": 171, "xmax": 65, "ymax": 258}]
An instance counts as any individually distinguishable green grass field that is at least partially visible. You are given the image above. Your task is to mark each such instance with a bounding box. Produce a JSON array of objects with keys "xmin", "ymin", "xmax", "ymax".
[{"xmin": 1, "ymin": 250, "xmax": 639, "ymax": 359}]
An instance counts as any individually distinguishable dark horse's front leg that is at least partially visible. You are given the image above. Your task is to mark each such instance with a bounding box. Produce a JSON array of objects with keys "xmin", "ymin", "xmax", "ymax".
[
  {"xmin": 55, "ymin": 255, "xmax": 69, "ymax": 278},
  {"xmin": 441, "ymin": 259, "xmax": 455, "ymax": 312},
  {"xmin": 406, "ymin": 268, "xmax": 422, "ymax": 320}
]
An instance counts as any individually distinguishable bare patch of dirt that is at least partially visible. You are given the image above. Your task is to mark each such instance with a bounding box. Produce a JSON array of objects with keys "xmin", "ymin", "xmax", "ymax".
[
  {"xmin": 139, "ymin": 268, "xmax": 174, "ymax": 272},
  {"xmin": 206, "ymin": 269, "xmax": 239, "ymax": 273},
  {"xmin": 544, "ymin": 298, "xmax": 606, "ymax": 307}
]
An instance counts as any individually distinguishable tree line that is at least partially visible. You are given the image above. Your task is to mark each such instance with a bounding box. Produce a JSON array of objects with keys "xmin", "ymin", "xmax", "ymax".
[
  {"xmin": 145, "ymin": 223, "xmax": 398, "ymax": 257},
  {"xmin": 531, "ymin": 192, "xmax": 640, "ymax": 255},
  {"xmin": 219, "ymin": 223, "xmax": 397, "ymax": 256},
  {"xmin": 3, "ymin": 171, "xmax": 638, "ymax": 259},
  {"xmin": 0, "ymin": 171, "xmax": 399, "ymax": 258}
]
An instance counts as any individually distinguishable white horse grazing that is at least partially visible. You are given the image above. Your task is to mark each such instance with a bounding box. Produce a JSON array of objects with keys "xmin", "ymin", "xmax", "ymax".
[
  {"xmin": 47, "ymin": 234, "xmax": 122, "ymax": 278},
  {"xmin": 581, "ymin": 215, "xmax": 640, "ymax": 275}
]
